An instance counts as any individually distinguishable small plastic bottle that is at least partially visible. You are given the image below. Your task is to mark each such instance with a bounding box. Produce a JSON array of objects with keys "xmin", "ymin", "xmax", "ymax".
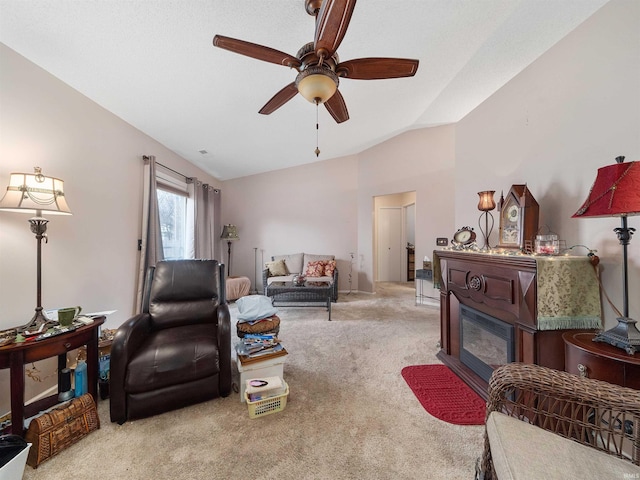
[{"xmin": 74, "ymin": 360, "xmax": 87, "ymax": 397}]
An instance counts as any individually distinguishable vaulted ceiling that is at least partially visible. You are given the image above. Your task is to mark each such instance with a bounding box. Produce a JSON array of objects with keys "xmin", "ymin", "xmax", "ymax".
[{"xmin": 0, "ymin": 0, "xmax": 609, "ymax": 180}]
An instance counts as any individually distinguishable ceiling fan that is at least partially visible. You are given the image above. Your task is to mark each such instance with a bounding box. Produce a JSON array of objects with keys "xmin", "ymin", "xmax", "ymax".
[{"xmin": 213, "ymin": 0, "xmax": 419, "ymax": 124}]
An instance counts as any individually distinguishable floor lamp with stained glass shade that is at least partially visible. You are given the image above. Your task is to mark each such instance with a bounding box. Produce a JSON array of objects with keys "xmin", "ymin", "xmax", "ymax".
[
  {"xmin": 572, "ymin": 156, "xmax": 640, "ymax": 354},
  {"xmin": 0, "ymin": 167, "xmax": 72, "ymax": 334}
]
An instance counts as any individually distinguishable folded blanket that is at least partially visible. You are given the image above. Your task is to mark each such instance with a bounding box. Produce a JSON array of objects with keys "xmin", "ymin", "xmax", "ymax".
[{"xmin": 236, "ymin": 295, "xmax": 278, "ymax": 322}]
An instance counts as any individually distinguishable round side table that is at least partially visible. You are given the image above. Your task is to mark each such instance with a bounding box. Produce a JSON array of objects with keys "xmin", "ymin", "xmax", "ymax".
[{"xmin": 563, "ymin": 331, "xmax": 640, "ymax": 389}]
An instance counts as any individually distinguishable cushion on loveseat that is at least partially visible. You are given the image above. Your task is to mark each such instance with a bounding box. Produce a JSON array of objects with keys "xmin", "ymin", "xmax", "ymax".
[
  {"xmin": 272, "ymin": 253, "xmax": 304, "ymax": 275},
  {"xmin": 305, "ymin": 261, "xmax": 326, "ymax": 277},
  {"xmin": 486, "ymin": 412, "xmax": 639, "ymax": 480},
  {"xmin": 302, "ymin": 254, "xmax": 335, "ymax": 276}
]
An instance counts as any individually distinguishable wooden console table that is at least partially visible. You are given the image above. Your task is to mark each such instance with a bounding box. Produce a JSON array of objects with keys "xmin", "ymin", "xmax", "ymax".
[
  {"xmin": 437, "ymin": 251, "xmax": 601, "ymax": 400},
  {"xmin": 564, "ymin": 331, "xmax": 640, "ymax": 389},
  {"xmin": 0, "ymin": 317, "xmax": 104, "ymax": 436}
]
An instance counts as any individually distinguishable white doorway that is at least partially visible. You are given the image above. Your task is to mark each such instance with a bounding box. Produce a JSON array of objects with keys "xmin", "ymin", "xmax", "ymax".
[
  {"xmin": 374, "ymin": 191, "xmax": 416, "ymax": 283},
  {"xmin": 377, "ymin": 207, "xmax": 402, "ymax": 281}
]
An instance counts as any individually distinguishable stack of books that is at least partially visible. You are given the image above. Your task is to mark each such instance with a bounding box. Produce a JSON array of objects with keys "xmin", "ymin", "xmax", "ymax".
[{"xmin": 235, "ymin": 333, "xmax": 287, "ymax": 365}]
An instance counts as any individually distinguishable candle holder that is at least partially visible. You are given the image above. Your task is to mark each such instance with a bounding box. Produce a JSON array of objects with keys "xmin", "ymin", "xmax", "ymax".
[{"xmin": 477, "ymin": 191, "xmax": 496, "ymax": 250}]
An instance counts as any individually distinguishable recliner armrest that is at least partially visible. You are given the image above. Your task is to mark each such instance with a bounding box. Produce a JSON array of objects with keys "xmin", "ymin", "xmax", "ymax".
[
  {"xmin": 109, "ymin": 313, "xmax": 152, "ymax": 424},
  {"xmin": 216, "ymin": 304, "xmax": 232, "ymax": 397}
]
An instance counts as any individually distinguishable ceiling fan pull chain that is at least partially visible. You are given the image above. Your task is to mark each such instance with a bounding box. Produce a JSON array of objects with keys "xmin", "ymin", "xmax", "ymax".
[{"xmin": 315, "ymin": 99, "xmax": 321, "ymax": 157}]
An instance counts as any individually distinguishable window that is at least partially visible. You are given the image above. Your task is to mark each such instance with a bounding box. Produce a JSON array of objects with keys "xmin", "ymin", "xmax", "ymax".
[{"xmin": 156, "ymin": 171, "xmax": 191, "ymax": 260}]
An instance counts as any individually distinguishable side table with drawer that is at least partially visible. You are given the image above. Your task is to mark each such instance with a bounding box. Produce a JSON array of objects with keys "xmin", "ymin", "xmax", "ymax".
[
  {"xmin": 0, "ymin": 316, "xmax": 105, "ymax": 436},
  {"xmin": 563, "ymin": 331, "xmax": 640, "ymax": 389}
]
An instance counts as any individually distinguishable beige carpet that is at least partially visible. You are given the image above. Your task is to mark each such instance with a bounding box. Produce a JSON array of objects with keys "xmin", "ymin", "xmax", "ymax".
[{"xmin": 22, "ymin": 282, "xmax": 484, "ymax": 480}]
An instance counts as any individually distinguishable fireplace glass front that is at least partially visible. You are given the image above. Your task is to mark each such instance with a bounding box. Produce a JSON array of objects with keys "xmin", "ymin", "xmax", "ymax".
[{"xmin": 460, "ymin": 305, "xmax": 514, "ymax": 382}]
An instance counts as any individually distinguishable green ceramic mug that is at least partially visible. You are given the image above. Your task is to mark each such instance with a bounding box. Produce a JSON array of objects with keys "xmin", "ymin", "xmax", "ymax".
[{"xmin": 58, "ymin": 306, "xmax": 82, "ymax": 326}]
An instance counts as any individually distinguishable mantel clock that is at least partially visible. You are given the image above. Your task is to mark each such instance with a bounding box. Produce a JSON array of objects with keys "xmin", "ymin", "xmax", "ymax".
[{"xmin": 498, "ymin": 184, "xmax": 539, "ymax": 251}]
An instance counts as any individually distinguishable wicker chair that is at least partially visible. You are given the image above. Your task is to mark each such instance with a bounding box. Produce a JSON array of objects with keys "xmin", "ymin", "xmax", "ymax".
[{"xmin": 477, "ymin": 362, "xmax": 640, "ymax": 479}]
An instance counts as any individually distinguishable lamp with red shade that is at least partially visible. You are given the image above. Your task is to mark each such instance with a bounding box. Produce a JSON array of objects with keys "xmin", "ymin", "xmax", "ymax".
[{"xmin": 572, "ymin": 156, "xmax": 640, "ymax": 354}]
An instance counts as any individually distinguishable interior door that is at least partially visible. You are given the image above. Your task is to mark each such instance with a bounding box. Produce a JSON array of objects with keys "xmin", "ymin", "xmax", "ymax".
[{"xmin": 377, "ymin": 207, "xmax": 402, "ymax": 281}]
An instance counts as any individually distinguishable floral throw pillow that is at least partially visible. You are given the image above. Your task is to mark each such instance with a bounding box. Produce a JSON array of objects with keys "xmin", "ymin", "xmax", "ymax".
[
  {"xmin": 305, "ymin": 260, "xmax": 325, "ymax": 277},
  {"xmin": 324, "ymin": 260, "xmax": 337, "ymax": 277}
]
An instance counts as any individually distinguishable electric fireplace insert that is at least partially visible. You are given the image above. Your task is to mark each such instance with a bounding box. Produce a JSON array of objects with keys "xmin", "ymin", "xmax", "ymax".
[{"xmin": 460, "ymin": 304, "xmax": 515, "ymax": 383}]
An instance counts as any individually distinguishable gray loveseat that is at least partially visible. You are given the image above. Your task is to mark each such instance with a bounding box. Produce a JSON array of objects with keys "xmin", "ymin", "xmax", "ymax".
[{"xmin": 262, "ymin": 252, "xmax": 338, "ymax": 302}]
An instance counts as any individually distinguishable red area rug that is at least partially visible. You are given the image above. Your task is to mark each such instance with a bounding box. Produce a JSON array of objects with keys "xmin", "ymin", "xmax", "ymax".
[{"xmin": 401, "ymin": 364, "xmax": 486, "ymax": 425}]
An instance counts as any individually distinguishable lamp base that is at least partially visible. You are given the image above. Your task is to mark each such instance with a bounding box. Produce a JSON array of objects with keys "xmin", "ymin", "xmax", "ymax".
[
  {"xmin": 593, "ymin": 316, "xmax": 640, "ymax": 355},
  {"xmin": 19, "ymin": 308, "xmax": 54, "ymax": 336},
  {"xmin": 478, "ymin": 210, "xmax": 495, "ymax": 251},
  {"xmin": 58, "ymin": 389, "xmax": 75, "ymax": 402}
]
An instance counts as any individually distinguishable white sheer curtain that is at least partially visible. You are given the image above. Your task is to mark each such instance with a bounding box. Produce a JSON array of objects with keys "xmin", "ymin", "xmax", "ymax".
[
  {"xmin": 188, "ymin": 178, "xmax": 221, "ymax": 260},
  {"xmin": 135, "ymin": 155, "xmax": 164, "ymax": 314}
]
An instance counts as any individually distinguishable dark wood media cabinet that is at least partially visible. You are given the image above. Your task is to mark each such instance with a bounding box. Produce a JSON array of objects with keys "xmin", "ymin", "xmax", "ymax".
[{"xmin": 436, "ymin": 251, "xmax": 600, "ymax": 401}]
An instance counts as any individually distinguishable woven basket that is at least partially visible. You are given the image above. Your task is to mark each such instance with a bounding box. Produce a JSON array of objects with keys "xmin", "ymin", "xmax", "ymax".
[
  {"xmin": 245, "ymin": 381, "xmax": 289, "ymax": 419},
  {"xmin": 25, "ymin": 394, "xmax": 100, "ymax": 468}
]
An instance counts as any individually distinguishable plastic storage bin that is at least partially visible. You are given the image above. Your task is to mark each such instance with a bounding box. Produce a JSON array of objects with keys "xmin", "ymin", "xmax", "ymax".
[
  {"xmin": 0, "ymin": 442, "xmax": 31, "ymax": 480},
  {"xmin": 244, "ymin": 381, "xmax": 289, "ymax": 419}
]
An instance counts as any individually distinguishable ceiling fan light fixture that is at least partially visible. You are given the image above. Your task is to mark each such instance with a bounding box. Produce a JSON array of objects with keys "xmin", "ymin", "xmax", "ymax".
[
  {"xmin": 296, "ymin": 67, "xmax": 338, "ymax": 104},
  {"xmin": 214, "ymin": 0, "xmax": 415, "ymax": 123}
]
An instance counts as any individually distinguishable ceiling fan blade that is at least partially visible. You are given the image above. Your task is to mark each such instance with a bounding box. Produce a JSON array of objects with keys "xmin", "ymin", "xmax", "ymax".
[
  {"xmin": 324, "ymin": 89, "xmax": 349, "ymax": 123},
  {"xmin": 259, "ymin": 83, "xmax": 299, "ymax": 115},
  {"xmin": 336, "ymin": 58, "xmax": 419, "ymax": 80},
  {"xmin": 314, "ymin": 0, "xmax": 357, "ymax": 58},
  {"xmin": 213, "ymin": 35, "xmax": 301, "ymax": 69}
]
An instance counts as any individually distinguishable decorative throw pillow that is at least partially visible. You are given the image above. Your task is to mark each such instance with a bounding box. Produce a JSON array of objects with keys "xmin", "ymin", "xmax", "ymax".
[
  {"xmin": 265, "ymin": 259, "xmax": 288, "ymax": 277},
  {"xmin": 305, "ymin": 260, "xmax": 325, "ymax": 277},
  {"xmin": 324, "ymin": 260, "xmax": 337, "ymax": 277}
]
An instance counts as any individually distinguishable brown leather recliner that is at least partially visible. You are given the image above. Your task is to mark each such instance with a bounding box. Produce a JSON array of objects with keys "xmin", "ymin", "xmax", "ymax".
[{"xmin": 109, "ymin": 259, "xmax": 231, "ymax": 424}]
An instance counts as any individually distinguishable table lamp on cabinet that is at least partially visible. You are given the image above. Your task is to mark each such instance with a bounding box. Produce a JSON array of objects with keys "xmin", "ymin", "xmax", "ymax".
[
  {"xmin": 0, "ymin": 167, "xmax": 72, "ymax": 334},
  {"xmin": 477, "ymin": 190, "xmax": 496, "ymax": 250},
  {"xmin": 572, "ymin": 156, "xmax": 640, "ymax": 354}
]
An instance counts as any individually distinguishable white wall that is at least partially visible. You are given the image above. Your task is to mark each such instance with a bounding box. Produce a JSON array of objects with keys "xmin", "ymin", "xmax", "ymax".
[
  {"xmin": 0, "ymin": 44, "xmax": 221, "ymax": 413},
  {"xmin": 222, "ymin": 124, "xmax": 456, "ymax": 294},
  {"xmin": 356, "ymin": 126, "xmax": 456, "ymax": 292},
  {"xmin": 455, "ymin": 0, "xmax": 640, "ymax": 328},
  {"xmin": 221, "ymin": 155, "xmax": 360, "ymax": 292}
]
